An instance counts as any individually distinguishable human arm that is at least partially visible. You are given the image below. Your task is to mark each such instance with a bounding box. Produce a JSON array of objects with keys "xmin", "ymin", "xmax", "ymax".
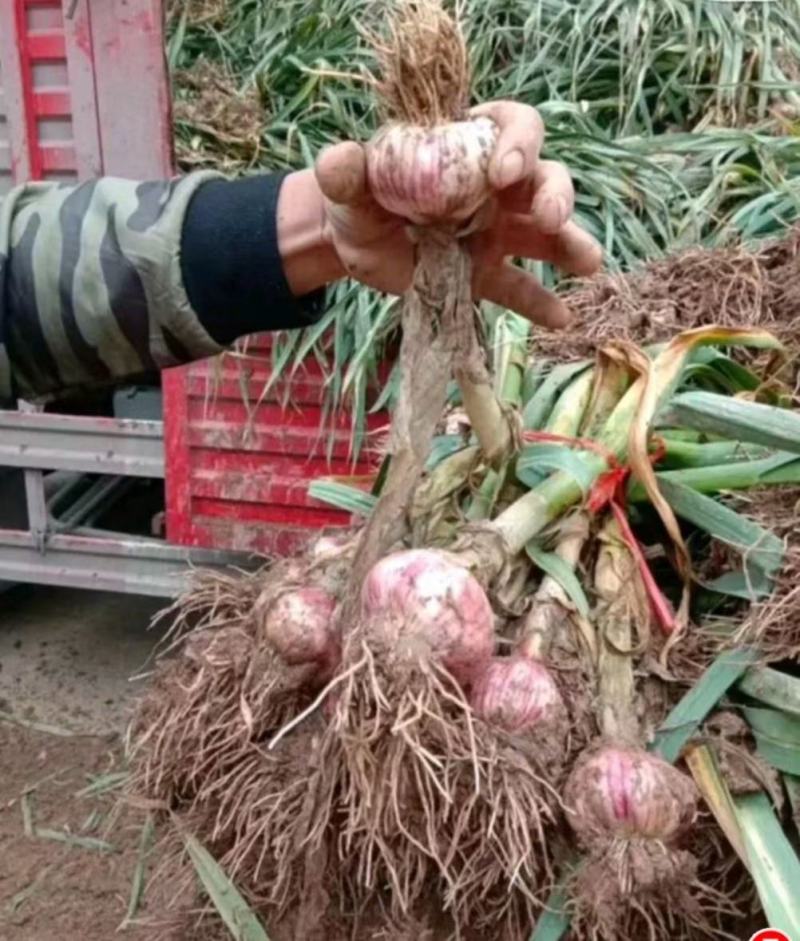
[
  {"xmin": 0, "ymin": 170, "xmax": 337, "ymax": 405},
  {"xmin": 0, "ymin": 101, "xmax": 602, "ymax": 406}
]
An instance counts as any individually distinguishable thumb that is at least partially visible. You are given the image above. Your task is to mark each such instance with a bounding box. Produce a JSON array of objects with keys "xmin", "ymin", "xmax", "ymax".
[
  {"xmin": 315, "ymin": 140, "xmax": 403, "ymax": 247},
  {"xmin": 315, "ymin": 141, "xmax": 370, "ymax": 206}
]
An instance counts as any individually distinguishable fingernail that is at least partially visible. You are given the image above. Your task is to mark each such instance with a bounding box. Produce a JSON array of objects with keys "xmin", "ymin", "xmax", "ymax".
[
  {"xmin": 541, "ymin": 196, "xmax": 562, "ymax": 232},
  {"xmin": 544, "ymin": 298, "xmax": 571, "ymax": 330},
  {"xmin": 536, "ymin": 195, "xmax": 568, "ymax": 233},
  {"xmin": 556, "ymin": 194, "xmax": 569, "ymax": 227},
  {"xmin": 497, "ymin": 149, "xmax": 525, "ymax": 188},
  {"xmin": 562, "ymin": 227, "xmax": 602, "ymax": 277}
]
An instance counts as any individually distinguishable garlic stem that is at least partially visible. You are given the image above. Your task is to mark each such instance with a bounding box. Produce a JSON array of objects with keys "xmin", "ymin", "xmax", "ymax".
[
  {"xmin": 464, "ymin": 314, "xmax": 530, "ymax": 520},
  {"xmin": 545, "ymin": 369, "xmax": 595, "ymax": 437},
  {"xmin": 594, "ymin": 516, "xmax": 643, "ymax": 744},
  {"xmin": 345, "ymin": 231, "xmax": 456, "ymax": 602},
  {"xmin": 519, "ymin": 350, "xmax": 633, "ymax": 660},
  {"xmin": 465, "ymin": 467, "xmax": 501, "ymax": 522},
  {"xmin": 494, "ymin": 311, "xmax": 531, "ymax": 406},
  {"xmin": 485, "ymin": 329, "xmax": 714, "ymax": 565},
  {"xmin": 450, "ymin": 245, "xmax": 516, "ymax": 465},
  {"xmin": 521, "ymin": 513, "xmax": 590, "ymax": 661},
  {"xmin": 456, "ymin": 359, "xmax": 515, "ymax": 464}
]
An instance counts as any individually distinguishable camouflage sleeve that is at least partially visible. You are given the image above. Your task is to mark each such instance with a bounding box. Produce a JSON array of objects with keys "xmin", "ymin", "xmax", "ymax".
[{"xmin": 0, "ymin": 172, "xmax": 229, "ymax": 405}]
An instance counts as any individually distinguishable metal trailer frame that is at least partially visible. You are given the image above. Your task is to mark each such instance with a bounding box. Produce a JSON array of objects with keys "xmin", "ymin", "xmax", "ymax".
[
  {"xmin": 0, "ymin": 0, "xmax": 249, "ymax": 596},
  {"xmin": 0, "ymin": 402, "xmax": 245, "ymax": 596}
]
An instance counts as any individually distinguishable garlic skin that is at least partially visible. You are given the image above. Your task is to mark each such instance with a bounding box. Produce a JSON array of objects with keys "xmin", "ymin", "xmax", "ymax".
[
  {"xmin": 470, "ymin": 655, "xmax": 565, "ymax": 733},
  {"xmin": 366, "ymin": 116, "xmax": 498, "ymax": 225},
  {"xmin": 565, "ymin": 745, "xmax": 697, "ymax": 843}
]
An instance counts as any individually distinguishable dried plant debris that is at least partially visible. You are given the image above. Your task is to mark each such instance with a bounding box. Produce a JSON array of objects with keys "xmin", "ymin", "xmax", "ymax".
[
  {"xmin": 172, "ymin": 58, "xmax": 263, "ymax": 170},
  {"xmin": 546, "ymin": 227, "xmax": 800, "ymax": 371}
]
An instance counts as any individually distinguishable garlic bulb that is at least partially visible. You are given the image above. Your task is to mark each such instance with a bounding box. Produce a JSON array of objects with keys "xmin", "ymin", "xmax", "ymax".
[
  {"xmin": 565, "ymin": 745, "xmax": 697, "ymax": 843},
  {"xmin": 261, "ymin": 586, "xmax": 339, "ymax": 669},
  {"xmin": 470, "ymin": 655, "xmax": 565, "ymax": 733},
  {"xmin": 366, "ymin": 116, "xmax": 498, "ymax": 224},
  {"xmin": 361, "ymin": 548, "xmax": 494, "ymax": 683}
]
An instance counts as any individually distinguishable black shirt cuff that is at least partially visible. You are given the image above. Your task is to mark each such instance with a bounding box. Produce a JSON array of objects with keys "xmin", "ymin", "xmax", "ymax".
[{"xmin": 180, "ymin": 172, "xmax": 325, "ymax": 346}]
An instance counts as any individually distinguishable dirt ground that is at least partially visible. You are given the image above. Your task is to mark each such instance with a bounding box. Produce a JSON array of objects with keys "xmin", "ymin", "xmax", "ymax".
[{"xmin": 0, "ymin": 586, "xmax": 168, "ymax": 940}]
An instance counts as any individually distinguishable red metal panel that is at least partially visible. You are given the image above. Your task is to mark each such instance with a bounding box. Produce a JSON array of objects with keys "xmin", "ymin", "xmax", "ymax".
[
  {"xmin": 0, "ymin": 0, "xmax": 171, "ymax": 187},
  {"xmin": 190, "ymin": 472, "xmax": 357, "ymax": 512},
  {"xmin": 186, "ymin": 423, "xmax": 381, "ymax": 464},
  {"xmin": 162, "ymin": 364, "xmax": 192, "ymax": 547},
  {"xmin": 39, "ymin": 141, "xmax": 76, "ymax": 171},
  {"xmin": 23, "ymin": 1, "xmax": 63, "ymax": 15},
  {"xmin": 164, "ymin": 343, "xmax": 389, "ymax": 556},
  {"xmin": 61, "ymin": 0, "xmax": 102, "ymax": 178},
  {"xmin": 185, "ymin": 397, "xmax": 387, "ymax": 435},
  {"xmin": 188, "ymin": 518, "xmax": 330, "ymax": 558},
  {"xmin": 183, "ymin": 370, "xmax": 333, "ymax": 408},
  {"xmin": 27, "ymin": 30, "xmax": 66, "ymax": 59},
  {"xmin": 188, "ymin": 449, "xmax": 377, "ymax": 482},
  {"xmin": 0, "ymin": 0, "xmax": 78, "ymax": 183},
  {"xmin": 33, "ymin": 89, "xmax": 70, "ymax": 116},
  {"xmin": 193, "ymin": 498, "xmax": 349, "ymax": 529},
  {"xmin": 0, "ymin": 0, "xmax": 41, "ymax": 180},
  {"xmin": 85, "ymin": 0, "xmax": 173, "ymax": 179}
]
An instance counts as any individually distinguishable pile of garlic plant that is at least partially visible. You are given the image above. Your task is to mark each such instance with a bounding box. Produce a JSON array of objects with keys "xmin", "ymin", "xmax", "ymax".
[
  {"xmin": 130, "ymin": 3, "xmax": 800, "ymax": 938},
  {"xmin": 312, "ymin": 310, "xmax": 800, "ymax": 938}
]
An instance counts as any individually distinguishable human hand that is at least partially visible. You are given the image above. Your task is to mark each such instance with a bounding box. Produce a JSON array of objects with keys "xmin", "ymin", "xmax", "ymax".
[{"xmin": 278, "ymin": 101, "xmax": 603, "ymax": 327}]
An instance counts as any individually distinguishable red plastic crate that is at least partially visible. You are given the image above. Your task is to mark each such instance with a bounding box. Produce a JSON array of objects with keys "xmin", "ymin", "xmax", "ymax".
[{"xmin": 163, "ymin": 338, "xmax": 391, "ymax": 556}]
